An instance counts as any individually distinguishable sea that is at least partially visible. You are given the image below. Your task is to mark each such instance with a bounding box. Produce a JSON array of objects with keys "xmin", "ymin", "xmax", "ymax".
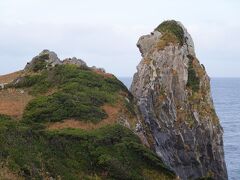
[{"xmin": 119, "ymin": 77, "xmax": 240, "ymax": 180}]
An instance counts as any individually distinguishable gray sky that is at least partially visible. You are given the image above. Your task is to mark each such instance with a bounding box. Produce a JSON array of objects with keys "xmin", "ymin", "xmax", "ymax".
[{"xmin": 1, "ymin": 0, "xmax": 240, "ymax": 77}]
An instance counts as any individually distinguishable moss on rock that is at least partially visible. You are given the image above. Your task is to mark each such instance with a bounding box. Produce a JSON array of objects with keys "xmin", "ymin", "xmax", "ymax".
[{"xmin": 155, "ymin": 20, "xmax": 185, "ymax": 46}]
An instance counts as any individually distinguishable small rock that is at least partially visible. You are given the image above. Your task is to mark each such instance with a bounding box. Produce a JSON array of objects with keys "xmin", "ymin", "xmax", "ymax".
[{"xmin": 62, "ymin": 57, "xmax": 87, "ymax": 68}]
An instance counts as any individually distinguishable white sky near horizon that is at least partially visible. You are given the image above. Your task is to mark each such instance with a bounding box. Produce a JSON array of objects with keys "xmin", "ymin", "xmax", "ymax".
[{"xmin": 0, "ymin": 0, "xmax": 240, "ymax": 77}]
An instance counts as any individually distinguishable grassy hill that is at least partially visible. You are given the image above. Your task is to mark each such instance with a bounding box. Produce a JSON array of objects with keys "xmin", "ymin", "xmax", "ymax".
[{"xmin": 0, "ymin": 61, "xmax": 176, "ymax": 179}]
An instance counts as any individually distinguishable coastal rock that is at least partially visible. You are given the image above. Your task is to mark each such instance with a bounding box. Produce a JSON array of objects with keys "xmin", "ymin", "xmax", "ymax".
[{"xmin": 131, "ymin": 20, "xmax": 228, "ymax": 179}]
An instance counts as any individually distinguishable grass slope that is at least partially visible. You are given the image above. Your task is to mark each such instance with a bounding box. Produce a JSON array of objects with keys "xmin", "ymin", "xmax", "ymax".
[{"xmin": 0, "ymin": 117, "xmax": 175, "ymax": 179}]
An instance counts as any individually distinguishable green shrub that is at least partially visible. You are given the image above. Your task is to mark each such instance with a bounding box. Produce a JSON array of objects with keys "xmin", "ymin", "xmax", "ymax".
[
  {"xmin": 186, "ymin": 57, "xmax": 200, "ymax": 92},
  {"xmin": 0, "ymin": 114, "xmax": 12, "ymax": 121},
  {"xmin": 23, "ymin": 92, "xmax": 107, "ymax": 123},
  {"xmin": 13, "ymin": 73, "xmax": 51, "ymax": 95},
  {"xmin": 20, "ymin": 64, "xmax": 129, "ymax": 123},
  {"xmin": 15, "ymin": 64, "xmax": 128, "ymax": 95},
  {"xmin": 14, "ymin": 74, "xmax": 45, "ymax": 88},
  {"xmin": 97, "ymin": 154, "xmax": 133, "ymax": 179},
  {"xmin": 32, "ymin": 59, "xmax": 48, "ymax": 72}
]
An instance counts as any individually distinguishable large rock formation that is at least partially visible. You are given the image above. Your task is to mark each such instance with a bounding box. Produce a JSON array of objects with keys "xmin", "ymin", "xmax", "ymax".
[{"xmin": 131, "ymin": 20, "xmax": 227, "ymax": 179}]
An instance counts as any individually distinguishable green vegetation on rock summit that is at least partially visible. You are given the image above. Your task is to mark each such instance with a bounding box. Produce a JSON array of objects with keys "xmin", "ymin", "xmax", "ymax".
[{"xmin": 155, "ymin": 20, "xmax": 185, "ymax": 46}]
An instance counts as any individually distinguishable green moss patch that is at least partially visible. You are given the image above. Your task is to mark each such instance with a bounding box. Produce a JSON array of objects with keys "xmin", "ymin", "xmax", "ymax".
[{"xmin": 155, "ymin": 20, "xmax": 185, "ymax": 46}]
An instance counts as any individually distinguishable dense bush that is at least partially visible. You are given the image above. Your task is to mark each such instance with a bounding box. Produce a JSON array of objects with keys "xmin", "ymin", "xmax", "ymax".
[
  {"xmin": 32, "ymin": 59, "xmax": 48, "ymax": 72},
  {"xmin": 0, "ymin": 122, "xmax": 175, "ymax": 179},
  {"xmin": 14, "ymin": 74, "xmax": 51, "ymax": 94},
  {"xmin": 24, "ymin": 92, "xmax": 107, "ymax": 123},
  {"xmin": 19, "ymin": 64, "xmax": 129, "ymax": 123},
  {"xmin": 0, "ymin": 114, "xmax": 12, "ymax": 121},
  {"xmin": 17, "ymin": 64, "xmax": 127, "ymax": 96}
]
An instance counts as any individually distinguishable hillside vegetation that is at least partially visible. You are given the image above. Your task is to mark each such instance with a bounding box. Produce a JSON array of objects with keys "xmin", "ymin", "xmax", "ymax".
[
  {"xmin": 0, "ymin": 116, "xmax": 175, "ymax": 179},
  {"xmin": 0, "ymin": 61, "xmax": 176, "ymax": 179},
  {"xmin": 12, "ymin": 64, "xmax": 128, "ymax": 123}
]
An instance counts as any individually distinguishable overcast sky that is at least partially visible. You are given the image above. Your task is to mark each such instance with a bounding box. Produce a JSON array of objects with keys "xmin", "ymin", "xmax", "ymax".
[{"xmin": 0, "ymin": 0, "xmax": 240, "ymax": 77}]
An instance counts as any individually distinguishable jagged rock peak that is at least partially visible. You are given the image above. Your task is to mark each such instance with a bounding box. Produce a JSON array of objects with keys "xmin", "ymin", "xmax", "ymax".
[
  {"xmin": 131, "ymin": 20, "xmax": 227, "ymax": 179},
  {"xmin": 24, "ymin": 50, "xmax": 88, "ymax": 72}
]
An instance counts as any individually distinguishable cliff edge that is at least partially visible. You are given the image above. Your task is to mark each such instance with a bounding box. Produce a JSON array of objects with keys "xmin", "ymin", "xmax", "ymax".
[{"xmin": 131, "ymin": 20, "xmax": 227, "ymax": 179}]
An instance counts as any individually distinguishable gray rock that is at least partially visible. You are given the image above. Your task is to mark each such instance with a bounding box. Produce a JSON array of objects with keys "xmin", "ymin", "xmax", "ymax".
[
  {"xmin": 41, "ymin": 50, "xmax": 62, "ymax": 66},
  {"xmin": 62, "ymin": 57, "xmax": 87, "ymax": 68},
  {"xmin": 24, "ymin": 50, "xmax": 62, "ymax": 71},
  {"xmin": 24, "ymin": 50, "xmax": 90, "ymax": 72},
  {"xmin": 131, "ymin": 20, "xmax": 228, "ymax": 180}
]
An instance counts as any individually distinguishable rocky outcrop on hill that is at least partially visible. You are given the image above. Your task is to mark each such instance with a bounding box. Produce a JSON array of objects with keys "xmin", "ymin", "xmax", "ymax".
[
  {"xmin": 24, "ymin": 50, "xmax": 88, "ymax": 72},
  {"xmin": 131, "ymin": 20, "xmax": 228, "ymax": 179},
  {"xmin": 24, "ymin": 50, "xmax": 106, "ymax": 73},
  {"xmin": 25, "ymin": 50, "xmax": 62, "ymax": 71}
]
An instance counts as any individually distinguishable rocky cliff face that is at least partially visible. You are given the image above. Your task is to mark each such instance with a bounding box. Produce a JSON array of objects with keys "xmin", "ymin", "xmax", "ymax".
[{"xmin": 131, "ymin": 20, "xmax": 228, "ymax": 179}]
